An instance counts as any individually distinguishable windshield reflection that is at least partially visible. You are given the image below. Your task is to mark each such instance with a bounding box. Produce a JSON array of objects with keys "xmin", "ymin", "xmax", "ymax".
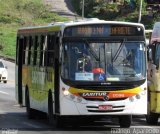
[{"xmin": 61, "ymin": 41, "xmax": 146, "ymax": 82}]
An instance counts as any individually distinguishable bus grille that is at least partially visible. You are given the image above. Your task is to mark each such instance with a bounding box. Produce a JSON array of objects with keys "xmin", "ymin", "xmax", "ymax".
[
  {"xmin": 84, "ymin": 97, "xmax": 127, "ymax": 101},
  {"xmin": 86, "ymin": 105, "xmax": 125, "ymax": 113}
]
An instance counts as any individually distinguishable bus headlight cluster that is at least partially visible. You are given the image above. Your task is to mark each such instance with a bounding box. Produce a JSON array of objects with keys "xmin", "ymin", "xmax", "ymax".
[
  {"xmin": 135, "ymin": 94, "xmax": 141, "ymax": 99},
  {"xmin": 70, "ymin": 94, "xmax": 75, "ymax": 100},
  {"xmin": 63, "ymin": 90, "xmax": 70, "ymax": 96},
  {"xmin": 129, "ymin": 93, "xmax": 141, "ymax": 102},
  {"xmin": 129, "ymin": 96, "xmax": 134, "ymax": 102},
  {"xmin": 62, "ymin": 88, "xmax": 83, "ymax": 103},
  {"xmin": 68, "ymin": 94, "xmax": 83, "ymax": 103},
  {"xmin": 129, "ymin": 90, "xmax": 146, "ymax": 102},
  {"xmin": 77, "ymin": 96, "xmax": 82, "ymax": 103}
]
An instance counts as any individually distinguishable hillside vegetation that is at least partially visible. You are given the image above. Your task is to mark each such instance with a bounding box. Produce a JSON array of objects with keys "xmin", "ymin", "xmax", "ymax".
[
  {"xmin": 1, "ymin": 0, "xmax": 159, "ymax": 58},
  {"xmin": 0, "ymin": 0, "xmax": 68, "ymax": 58},
  {"xmin": 71, "ymin": 0, "xmax": 159, "ymax": 29}
]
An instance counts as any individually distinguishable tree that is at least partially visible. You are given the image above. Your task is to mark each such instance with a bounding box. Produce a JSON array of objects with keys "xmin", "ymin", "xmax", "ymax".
[{"xmin": 146, "ymin": 0, "xmax": 160, "ymax": 4}]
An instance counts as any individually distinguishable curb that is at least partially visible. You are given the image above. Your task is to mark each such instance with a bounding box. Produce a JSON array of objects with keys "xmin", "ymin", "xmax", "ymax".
[{"xmin": 0, "ymin": 55, "xmax": 15, "ymax": 63}]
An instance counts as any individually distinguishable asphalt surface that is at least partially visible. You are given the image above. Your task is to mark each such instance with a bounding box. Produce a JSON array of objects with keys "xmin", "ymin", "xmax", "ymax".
[
  {"xmin": 44, "ymin": 0, "xmax": 77, "ymax": 19},
  {"xmin": 0, "ymin": 1, "xmax": 160, "ymax": 134}
]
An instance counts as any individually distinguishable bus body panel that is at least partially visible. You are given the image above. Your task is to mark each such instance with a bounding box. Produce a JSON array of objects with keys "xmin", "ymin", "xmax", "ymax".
[
  {"xmin": 146, "ymin": 22, "xmax": 160, "ymax": 125},
  {"xmin": 59, "ymin": 79, "xmax": 147, "ymax": 115},
  {"xmin": 148, "ymin": 63, "xmax": 160, "ymax": 113}
]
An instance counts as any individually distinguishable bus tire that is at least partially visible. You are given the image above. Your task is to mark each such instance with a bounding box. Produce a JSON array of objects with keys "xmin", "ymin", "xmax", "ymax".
[
  {"xmin": 146, "ymin": 113, "xmax": 159, "ymax": 125},
  {"xmin": 48, "ymin": 92, "xmax": 64, "ymax": 128},
  {"xmin": 119, "ymin": 115, "xmax": 132, "ymax": 128},
  {"xmin": 25, "ymin": 89, "xmax": 35, "ymax": 119},
  {"xmin": 48, "ymin": 92, "xmax": 54, "ymax": 125},
  {"xmin": 55, "ymin": 116, "xmax": 64, "ymax": 128}
]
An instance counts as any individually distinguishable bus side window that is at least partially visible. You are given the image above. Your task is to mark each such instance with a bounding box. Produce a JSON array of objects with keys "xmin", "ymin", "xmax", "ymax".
[
  {"xmin": 28, "ymin": 36, "xmax": 32, "ymax": 65},
  {"xmin": 148, "ymin": 47, "xmax": 153, "ymax": 62},
  {"xmin": 155, "ymin": 43, "xmax": 160, "ymax": 69},
  {"xmin": 33, "ymin": 36, "xmax": 39, "ymax": 66},
  {"xmin": 25, "ymin": 37, "xmax": 29, "ymax": 65},
  {"xmin": 39, "ymin": 35, "xmax": 45, "ymax": 67},
  {"xmin": 148, "ymin": 44, "xmax": 155, "ymax": 62},
  {"xmin": 30, "ymin": 36, "xmax": 35, "ymax": 65},
  {"xmin": 22, "ymin": 36, "xmax": 27, "ymax": 65},
  {"xmin": 46, "ymin": 34, "xmax": 55, "ymax": 67}
]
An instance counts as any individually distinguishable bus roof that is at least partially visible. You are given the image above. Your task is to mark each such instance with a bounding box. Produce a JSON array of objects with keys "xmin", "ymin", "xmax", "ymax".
[
  {"xmin": 17, "ymin": 18, "xmax": 145, "ymax": 35},
  {"xmin": 151, "ymin": 22, "xmax": 160, "ymax": 44}
]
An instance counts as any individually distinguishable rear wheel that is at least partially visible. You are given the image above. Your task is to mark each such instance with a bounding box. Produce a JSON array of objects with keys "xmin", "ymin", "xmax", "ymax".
[
  {"xmin": 119, "ymin": 115, "xmax": 132, "ymax": 128},
  {"xmin": 146, "ymin": 113, "xmax": 159, "ymax": 125},
  {"xmin": 26, "ymin": 90, "xmax": 35, "ymax": 119}
]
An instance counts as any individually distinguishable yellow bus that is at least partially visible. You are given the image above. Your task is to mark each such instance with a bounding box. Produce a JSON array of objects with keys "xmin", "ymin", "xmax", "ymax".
[
  {"xmin": 147, "ymin": 22, "xmax": 160, "ymax": 124},
  {"xmin": 15, "ymin": 18, "xmax": 147, "ymax": 128}
]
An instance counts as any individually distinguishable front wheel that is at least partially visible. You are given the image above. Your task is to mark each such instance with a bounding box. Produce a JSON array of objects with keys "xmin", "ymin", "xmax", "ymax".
[
  {"xmin": 146, "ymin": 113, "xmax": 159, "ymax": 125},
  {"xmin": 48, "ymin": 92, "xmax": 65, "ymax": 128},
  {"xmin": 48, "ymin": 93, "xmax": 54, "ymax": 125},
  {"xmin": 119, "ymin": 115, "xmax": 132, "ymax": 128}
]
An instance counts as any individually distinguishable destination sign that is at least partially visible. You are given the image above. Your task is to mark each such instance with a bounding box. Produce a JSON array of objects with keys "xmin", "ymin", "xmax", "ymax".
[{"xmin": 64, "ymin": 24, "xmax": 143, "ymax": 37}]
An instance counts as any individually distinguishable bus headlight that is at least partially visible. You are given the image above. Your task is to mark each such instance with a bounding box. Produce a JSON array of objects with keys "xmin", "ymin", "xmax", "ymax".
[
  {"xmin": 77, "ymin": 96, "xmax": 82, "ymax": 103},
  {"xmin": 135, "ymin": 94, "xmax": 141, "ymax": 99},
  {"xmin": 70, "ymin": 94, "xmax": 75, "ymax": 100},
  {"xmin": 63, "ymin": 90, "xmax": 70, "ymax": 96},
  {"xmin": 129, "ymin": 97, "xmax": 134, "ymax": 102},
  {"xmin": 62, "ymin": 87, "xmax": 83, "ymax": 103},
  {"xmin": 141, "ymin": 90, "xmax": 146, "ymax": 95}
]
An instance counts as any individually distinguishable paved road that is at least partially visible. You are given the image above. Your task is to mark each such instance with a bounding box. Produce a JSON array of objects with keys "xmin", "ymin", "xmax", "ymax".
[
  {"xmin": 1, "ymin": 1, "xmax": 160, "ymax": 134},
  {"xmin": 0, "ymin": 60, "xmax": 160, "ymax": 133},
  {"xmin": 44, "ymin": 0, "xmax": 77, "ymax": 19}
]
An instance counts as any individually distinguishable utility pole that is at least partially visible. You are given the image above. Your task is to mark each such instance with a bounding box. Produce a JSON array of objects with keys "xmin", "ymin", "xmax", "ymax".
[
  {"xmin": 138, "ymin": 0, "xmax": 143, "ymax": 23},
  {"xmin": 82, "ymin": 0, "xmax": 84, "ymax": 19}
]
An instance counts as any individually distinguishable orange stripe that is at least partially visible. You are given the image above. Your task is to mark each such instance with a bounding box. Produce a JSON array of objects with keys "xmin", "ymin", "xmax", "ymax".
[{"xmin": 108, "ymin": 92, "xmax": 136, "ymax": 99}]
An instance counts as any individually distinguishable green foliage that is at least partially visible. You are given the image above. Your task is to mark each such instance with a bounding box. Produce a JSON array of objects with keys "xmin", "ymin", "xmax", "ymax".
[
  {"xmin": 0, "ymin": 24, "xmax": 17, "ymax": 57},
  {"xmin": 0, "ymin": 0, "xmax": 68, "ymax": 57},
  {"xmin": 71, "ymin": 0, "xmax": 159, "ymax": 29}
]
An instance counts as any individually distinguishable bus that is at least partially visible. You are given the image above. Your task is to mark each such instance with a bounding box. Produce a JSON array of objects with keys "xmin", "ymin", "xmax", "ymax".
[
  {"xmin": 147, "ymin": 22, "xmax": 160, "ymax": 125},
  {"xmin": 15, "ymin": 18, "xmax": 147, "ymax": 128}
]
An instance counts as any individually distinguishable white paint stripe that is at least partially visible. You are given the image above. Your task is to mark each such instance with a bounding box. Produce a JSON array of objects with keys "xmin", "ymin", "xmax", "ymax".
[
  {"xmin": 0, "ymin": 111, "xmax": 5, "ymax": 114},
  {"xmin": 22, "ymin": 122, "xmax": 41, "ymax": 128},
  {"xmin": 0, "ymin": 91, "xmax": 9, "ymax": 95}
]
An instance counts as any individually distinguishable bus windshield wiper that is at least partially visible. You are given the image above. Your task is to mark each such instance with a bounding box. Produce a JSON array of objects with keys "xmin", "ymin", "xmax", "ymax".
[
  {"xmin": 84, "ymin": 39, "xmax": 100, "ymax": 61},
  {"xmin": 112, "ymin": 40, "xmax": 125, "ymax": 62}
]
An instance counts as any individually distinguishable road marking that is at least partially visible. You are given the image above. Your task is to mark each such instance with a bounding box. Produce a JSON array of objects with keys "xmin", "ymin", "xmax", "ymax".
[
  {"xmin": 0, "ymin": 111, "xmax": 6, "ymax": 114},
  {"xmin": 13, "ymin": 104, "xmax": 21, "ymax": 107},
  {"xmin": 0, "ymin": 91, "xmax": 9, "ymax": 95},
  {"xmin": 22, "ymin": 122, "xmax": 41, "ymax": 128}
]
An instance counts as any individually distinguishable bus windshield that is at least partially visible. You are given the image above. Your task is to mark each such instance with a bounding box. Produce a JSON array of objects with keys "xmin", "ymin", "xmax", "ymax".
[{"xmin": 61, "ymin": 40, "xmax": 146, "ymax": 82}]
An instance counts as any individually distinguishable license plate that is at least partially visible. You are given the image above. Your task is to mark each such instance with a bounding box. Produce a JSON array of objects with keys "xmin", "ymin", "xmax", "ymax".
[{"xmin": 98, "ymin": 105, "xmax": 113, "ymax": 110}]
